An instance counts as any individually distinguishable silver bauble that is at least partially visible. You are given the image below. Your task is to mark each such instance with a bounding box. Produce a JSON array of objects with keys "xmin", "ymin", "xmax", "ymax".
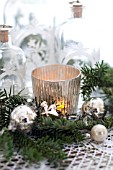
[
  {"xmin": 82, "ymin": 97, "xmax": 104, "ymax": 118},
  {"xmin": 8, "ymin": 105, "xmax": 37, "ymax": 131}
]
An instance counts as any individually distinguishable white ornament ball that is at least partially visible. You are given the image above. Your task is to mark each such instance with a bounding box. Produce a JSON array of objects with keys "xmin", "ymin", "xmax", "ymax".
[{"xmin": 91, "ymin": 124, "xmax": 108, "ymax": 142}]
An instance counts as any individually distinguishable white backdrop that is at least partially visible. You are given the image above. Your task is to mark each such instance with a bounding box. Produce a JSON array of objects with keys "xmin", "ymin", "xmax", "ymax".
[{"xmin": 0, "ymin": 0, "xmax": 113, "ymax": 66}]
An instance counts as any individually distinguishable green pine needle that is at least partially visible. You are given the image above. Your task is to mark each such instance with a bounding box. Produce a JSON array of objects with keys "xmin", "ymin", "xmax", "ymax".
[
  {"xmin": 0, "ymin": 129, "xmax": 14, "ymax": 160},
  {"xmin": 0, "ymin": 87, "xmax": 27, "ymax": 130},
  {"xmin": 81, "ymin": 60, "xmax": 109, "ymax": 100}
]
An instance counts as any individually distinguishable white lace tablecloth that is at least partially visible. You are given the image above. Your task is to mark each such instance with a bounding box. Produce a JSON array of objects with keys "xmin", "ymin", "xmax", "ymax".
[{"xmin": 0, "ymin": 129, "xmax": 113, "ymax": 170}]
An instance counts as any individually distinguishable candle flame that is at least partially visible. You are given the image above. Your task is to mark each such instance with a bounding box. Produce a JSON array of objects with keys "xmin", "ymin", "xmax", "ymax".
[
  {"xmin": 56, "ymin": 98, "xmax": 67, "ymax": 115},
  {"xmin": 56, "ymin": 100, "xmax": 65, "ymax": 111}
]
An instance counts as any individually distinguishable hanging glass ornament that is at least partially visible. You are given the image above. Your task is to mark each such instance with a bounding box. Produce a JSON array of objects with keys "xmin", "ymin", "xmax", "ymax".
[
  {"xmin": 0, "ymin": 25, "xmax": 26, "ymax": 94},
  {"xmin": 56, "ymin": 0, "xmax": 100, "ymax": 69},
  {"xmin": 11, "ymin": 23, "xmax": 55, "ymax": 94}
]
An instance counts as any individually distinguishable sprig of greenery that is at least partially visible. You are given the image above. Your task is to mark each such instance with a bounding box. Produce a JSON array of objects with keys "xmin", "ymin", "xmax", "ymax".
[
  {"xmin": 31, "ymin": 117, "xmax": 85, "ymax": 143},
  {"xmin": 101, "ymin": 67, "xmax": 113, "ymax": 110},
  {"xmin": 0, "ymin": 128, "xmax": 14, "ymax": 160},
  {"xmin": 0, "ymin": 87, "xmax": 27, "ymax": 130},
  {"xmin": 81, "ymin": 60, "xmax": 109, "ymax": 100},
  {"xmin": 81, "ymin": 60, "xmax": 113, "ymax": 115}
]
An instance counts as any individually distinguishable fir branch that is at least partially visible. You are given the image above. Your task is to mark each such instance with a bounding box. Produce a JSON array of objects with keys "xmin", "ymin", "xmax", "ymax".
[
  {"xmin": 12, "ymin": 130, "xmax": 66, "ymax": 166},
  {"xmin": 36, "ymin": 136, "xmax": 66, "ymax": 166},
  {"xmin": 0, "ymin": 88, "xmax": 27, "ymax": 130},
  {"xmin": 0, "ymin": 129, "xmax": 14, "ymax": 160},
  {"xmin": 81, "ymin": 61, "xmax": 113, "ymax": 112},
  {"xmin": 81, "ymin": 60, "xmax": 109, "ymax": 100},
  {"xmin": 32, "ymin": 117, "xmax": 85, "ymax": 143},
  {"xmin": 101, "ymin": 67, "xmax": 113, "ymax": 109},
  {"xmin": 12, "ymin": 130, "xmax": 45, "ymax": 163},
  {"xmin": 101, "ymin": 67, "xmax": 113, "ymax": 87},
  {"xmin": 104, "ymin": 115, "xmax": 113, "ymax": 129}
]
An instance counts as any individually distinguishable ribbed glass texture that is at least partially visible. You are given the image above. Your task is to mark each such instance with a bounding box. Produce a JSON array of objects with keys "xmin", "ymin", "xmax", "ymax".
[{"xmin": 32, "ymin": 64, "xmax": 81, "ymax": 115}]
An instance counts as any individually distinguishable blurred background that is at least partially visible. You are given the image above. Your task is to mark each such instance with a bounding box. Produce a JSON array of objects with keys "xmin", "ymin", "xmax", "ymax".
[
  {"xmin": 0, "ymin": 0, "xmax": 113, "ymax": 66},
  {"xmin": 0, "ymin": 0, "xmax": 113, "ymax": 96}
]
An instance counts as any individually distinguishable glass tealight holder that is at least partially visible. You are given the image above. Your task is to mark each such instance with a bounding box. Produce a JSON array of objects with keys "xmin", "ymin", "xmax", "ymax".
[{"xmin": 32, "ymin": 64, "xmax": 81, "ymax": 116}]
